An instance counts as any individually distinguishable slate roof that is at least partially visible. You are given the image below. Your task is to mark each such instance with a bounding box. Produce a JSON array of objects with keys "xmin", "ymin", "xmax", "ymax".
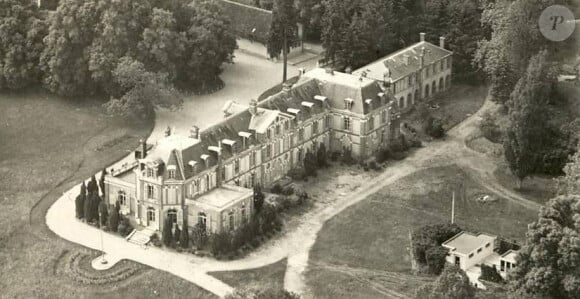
[
  {"xmin": 301, "ymin": 68, "xmax": 385, "ymax": 115},
  {"xmin": 248, "ymin": 108, "xmax": 279, "ymax": 134},
  {"xmin": 353, "ymin": 41, "xmax": 452, "ymax": 82},
  {"xmin": 259, "ymin": 78, "xmax": 326, "ymax": 119}
]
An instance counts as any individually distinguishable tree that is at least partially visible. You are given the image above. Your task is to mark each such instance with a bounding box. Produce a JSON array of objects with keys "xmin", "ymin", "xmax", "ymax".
[
  {"xmin": 253, "ymin": 184, "xmax": 265, "ymax": 214},
  {"xmin": 84, "ymin": 190, "xmax": 92, "ymax": 223},
  {"xmin": 415, "ymin": 265, "xmax": 475, "ymax": 299},
  {"xmin": 316, "ymin": 143, "xmax": 327, "ymax": 167},
  {"xmin": 480, "ymin": 264, "xmax": 503, "ymax": 283},
  {"xmin": 0, "ymin": 0, "xmax": 46, "ymax": 90},
  {"xmin": 425, "ymin": 246, "xmax": 448, "ymax": 275},
  {"xmin": 191, "ymin": 223, "xmax": 208, "ymax": 248},
  {"xmin": 267, "ymin": 0, "xmax": 298, "ymax": 82},
  {"xmin": 99, "ymin": 168, "xmax": 106, "ymax": 197},
  {"xmin": 225, "ymin": 286, "xmax": 300, "ymax": 299},
  {"xmin": 412, "ymin": 223, "xmax": 461, "ymax": 267},
  {"xmin": 87, "ymin": 175, "xmax": 98, "ymax": 195},
  {"xmin": 89, "ymin": 192, "xmax": 101, "ymax": 224},
  {"xmin": 75, "ymin": 182, "xmax": 87, "ymax": 219},
  {"xmin": 509, "ymin": 195, "xmax": 580, "ymax": 299},
  {"xmin": 303, "ymin": 151, "xmax": 317, "ymax": 177},
  {"xmin": 558, "ymin": 145, "xmax": 580, "ymax": 196},
  {"xmin": 108, "ymin": 201, "xmax": 120, "ymax": 232},
  {"xmin": 162, "ymin": 217, "xmax": 173, "ymax": 246},
  {"xmin": 503, "ymin": 50, "xmax": 552, "ymax": 188},
  {"xmin": 98, "ymin": 200, "xmax": 108, "ymax": 227},
  {"xmin": 103, "ymin": 56, "xmax": 182, "ymax": 119}
]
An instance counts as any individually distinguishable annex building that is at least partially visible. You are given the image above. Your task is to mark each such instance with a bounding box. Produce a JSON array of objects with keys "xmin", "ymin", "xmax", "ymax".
[{"xmin": 104, "ymin": 32, "xmax": 453, "ymax": 236}]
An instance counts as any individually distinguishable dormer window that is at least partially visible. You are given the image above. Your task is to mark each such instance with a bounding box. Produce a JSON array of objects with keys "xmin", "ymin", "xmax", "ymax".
[
  {"xmin": 344, "ymin": 98, "xmax": 354, "ymax": 110},
  {"xmin": 168, "ymin": 169, "xmax": 176, "ymax": 179},
  {"xmin": 147, "ymin": 168, "xmax": 154, "ymax": 178}
]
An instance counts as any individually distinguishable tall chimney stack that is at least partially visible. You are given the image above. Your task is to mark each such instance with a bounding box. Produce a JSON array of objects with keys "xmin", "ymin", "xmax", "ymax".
[
  {"xmin": 190, "ymin": 125, "xmax": 200, "ymax": 139},
  {"xmin": 249, "ymin": 99, "xmax": 258, "ymax": 116},
  {"xmin": 420, "ymin": 32, "xmax": 426, "ymax": 42},
  {"xmin": 141, "ymin": 139, "xmax": 147, "ymax": 158},
  {"xmin": 439, "ymin": 36, "xmax": 445, "ymax": 49}
]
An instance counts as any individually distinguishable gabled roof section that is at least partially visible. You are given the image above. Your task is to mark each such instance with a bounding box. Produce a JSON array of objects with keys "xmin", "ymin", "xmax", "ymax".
[
  {"xmin": 354, "ymin": 41, "xmax": 452, "ymax": 82},
  {"xmin": 302, "ymin": 68, "xmax": 384, "ymax": 115}
]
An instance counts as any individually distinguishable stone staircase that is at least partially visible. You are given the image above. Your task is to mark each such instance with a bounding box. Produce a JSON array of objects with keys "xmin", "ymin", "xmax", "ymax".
[{"xmin": 126, "ymin": 227, "xmax": 156, "ymax": 246}]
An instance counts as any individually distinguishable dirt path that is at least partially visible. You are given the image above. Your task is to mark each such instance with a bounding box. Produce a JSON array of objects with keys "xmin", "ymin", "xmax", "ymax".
[{"xmin": 44, "ymin": 87, "xmax": 542, "ymax": 298}]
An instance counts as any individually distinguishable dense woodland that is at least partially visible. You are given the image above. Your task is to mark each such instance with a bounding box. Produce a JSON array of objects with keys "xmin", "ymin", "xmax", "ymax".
[{"xmin": 0, "ymin": 0, "xmax": 237, "ymax": 118}]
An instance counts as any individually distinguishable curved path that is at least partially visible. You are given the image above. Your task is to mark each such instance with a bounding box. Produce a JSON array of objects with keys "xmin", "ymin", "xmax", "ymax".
[{"xmin": 47, "ymin": 68, "xmax": 542, "ymax": 299}]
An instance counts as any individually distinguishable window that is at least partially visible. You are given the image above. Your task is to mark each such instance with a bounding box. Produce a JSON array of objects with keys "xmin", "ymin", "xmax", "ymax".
[
  {"xmin": 432, "ymin": 64, "xmax": 436, "ymax": 74},
  {"xmin": 168, "ymin": 169, "xmax": 175, "ymax": 179},
  {"xmin": 284, "ymin": 120, "xmax": 289, "ymax": 130},
  {"xmin": 344, "ymin": 99, "xmax": 353, "ymax": 110},
  {"xmin": 198, "ymin": 212, "xmax": 207, "ymax": 230},
  {"xmin": 267, "ymin": 129, "xmax": 272, "ymax": 139},
  {"xmin": 266, "ymin": 144, "xmax": 272, "ymax": 158},
  {"xmin": 250, "ymin": 151, "xmax": 256, "ymax": 167},
  {"xmin": 408, "ymin": 76, "xmax": 412, "ymax": 86},
  {"xmin": 324, "ymin": 114, "xmax": 331, "ymax": 128},
  {"xmin": 234, "ymin": 159, "xmax": 240, "ymax": 174},
  {"xmin": 228, "ymin": 211, "xmax": 235, "ymax": 231},
  {"xmin": 241, "ymin": 203, "xmax": 247, "ymax": 224},
  {"xmin": 381, "ymin": 110, "xmax": 387, "ymax": 123},
  {"xmin": 426, "ymin": 66, "xmax": 430, "ymax": 77},
  {"xmin": 147, "ymin": 168, "xmax": 154, "ymax": 177},
  {"xmin": 298, "ymin": 128, "xmax": 304, "ymax": 141},
  {"xmin": 485, "ymin": 242, "xmax": 490, "ymax": 248},
  {"xmin": 312, "ymin": 121, "xmax": 319, "ymax": 134},
  {"xmin": 368, "ymin": 116, "xmax": 374, "ymax": 130},
  {"xmin": 343, "ymin": 117, "xmax": 351, "ymax": 131},
  {"xmin": 468, "ymin": 253, "xmax": 474, "ymax": 258},
  {"xmin": 477, "ymin": 248, "xmax": 482, "ymax": 253},
  {"xmin": 146, "ymin": 185, "xmax": 154, "ymax": 198},
  {"xmin": 147, "ymin": 208, "xmax": 155, "ymax": 222},
  {"xmin": 298, "ymin": 148, "xmax": 303, "ymax": 162},
  {"xmin": 276, "ymin": 124, "xmax": 281, "ymax": 135},
  {"xmin": 205, "ymin": 174, "xmax": 210, "ymax": 191},
  {"xmin": 500, "ymin": 260, "xmax": 505, "ymax": 271},
  {"xmin": 118, "ymin": 191, "xmax": 127, "ymax": 205}
]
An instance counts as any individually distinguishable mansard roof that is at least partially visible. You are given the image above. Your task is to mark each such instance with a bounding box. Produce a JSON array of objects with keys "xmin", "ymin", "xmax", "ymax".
[
  {"xmin": 259, "ymin": 78, "xmax": 325, "ymax": 119},
  {"xmin": 354, "ymin": 41, "xmax": 452, "ymax": 82},
  {"xmin": 301, "ymin": 68, "xmax": 385, "ymax": 115}
]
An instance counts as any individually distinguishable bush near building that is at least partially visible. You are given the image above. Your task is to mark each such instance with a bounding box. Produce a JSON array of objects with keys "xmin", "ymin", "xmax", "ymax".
[
  {"xmin": 480, "ymin": 264, "xmax": 503, "ymax": 283},
  {"xmin": 412, "ymin": 223, "xmax": 462, "ymax": 275}
]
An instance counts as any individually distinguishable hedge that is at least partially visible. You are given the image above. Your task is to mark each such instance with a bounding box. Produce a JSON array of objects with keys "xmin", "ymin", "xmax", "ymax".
[{"xmin": 218, "ymin": 0, "xmax": 272, "ymax": 44}]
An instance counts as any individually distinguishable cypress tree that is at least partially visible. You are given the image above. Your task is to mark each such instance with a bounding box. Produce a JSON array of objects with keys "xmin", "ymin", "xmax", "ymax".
[
  {"xmin": 87, "ymin": 175, "xmax": 98, "ymax": 195},
  {"xmin": 162, "ymin": 218, "xmax": 173, "ymax": 246},
  {"xmin": 98, "ymin": 200, "xmax": 108, "ymax": 227},
  {"xmin": 108, "ymin": 201, "xmax": 120, "ymax": 232},
  {"xmin": 180, "ymin": 224, "xmax": 190, "ymax": 248},
  {"xmin": 84, "ymin": 191, "xmax": 92, "ymax": 223},
  {"xmin": 99, "ymin": 168, "xmax": 106, "ymax": 197},
  {"xmin": 75, "ymin": 182, "xmax": 87, "ymax": 219}
]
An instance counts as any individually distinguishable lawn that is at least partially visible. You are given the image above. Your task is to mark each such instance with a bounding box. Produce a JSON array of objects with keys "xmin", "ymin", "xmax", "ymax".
[
  {"xmin": 208, "ymin": 259, "xmax": 287, "ymax": 291},
  {"xmin": 0, "ymin": 90, "xmax": 212, "ymax": 298},
  {"xmin": 305, "ymin": 165, "xmax": 540, "ymax": 298},
  {"xmin": 403, "ymin": 84, "xmax": 488, "ymax": 139}
]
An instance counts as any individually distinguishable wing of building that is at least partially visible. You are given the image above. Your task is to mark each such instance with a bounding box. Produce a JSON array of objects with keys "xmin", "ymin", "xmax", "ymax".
[{"xmin": 104, "ymin": 32, "xmax": 452, "ymax": 235}]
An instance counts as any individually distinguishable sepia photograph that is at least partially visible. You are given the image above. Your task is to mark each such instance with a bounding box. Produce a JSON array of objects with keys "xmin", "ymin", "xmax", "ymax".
[{"xmin": 0, "ymin": 0, "xmax": 579, "ymax": 298}]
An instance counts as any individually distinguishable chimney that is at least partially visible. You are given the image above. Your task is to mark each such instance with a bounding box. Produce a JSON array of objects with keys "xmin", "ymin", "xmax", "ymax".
[
  {"xmin": 164, "ymin": 126, "xmax": 171, "ymax": 137},
  {"xmin": 420, "ymin": 32, "xmax": 426, "ymax": 42},
  {"xmin": 439, "ymin": 36, "xmax": 445, "ymax": 49},
  {"xmin": 282, "ymin": 82, "xmax": 293, "ymax": 92},
  {"xmin": 140, "ymin": 139, "xmax": 147, "ymax": 159},
  {"xmin": 190, "ymin": 125, "xmax": 200, "ymax": 139},
  {"xmin": 420, "ymin": 47, "xmax": 425, "ymax": 69},
  {"xmin": 215, "ymin": 142, "xmax": 223, "ymax": 187},
  {"xmin": 249, "ymin": 99, "xmax": 258, "ymax": 116}
]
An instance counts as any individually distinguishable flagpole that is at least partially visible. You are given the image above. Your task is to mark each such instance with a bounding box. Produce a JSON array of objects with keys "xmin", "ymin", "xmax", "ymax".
[
  {"xmin": 99, "ymin": 209, "xmax": 108, "ymax": 265},
  {"xmin": 451, "ymin": 191, "xmax": 455, "ymax": 224}
]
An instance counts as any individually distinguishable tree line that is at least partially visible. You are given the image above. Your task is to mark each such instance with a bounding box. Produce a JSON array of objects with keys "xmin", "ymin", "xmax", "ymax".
[{"xmin": 0, "ymin": 0, "xmax": 237, "ymax": 118}]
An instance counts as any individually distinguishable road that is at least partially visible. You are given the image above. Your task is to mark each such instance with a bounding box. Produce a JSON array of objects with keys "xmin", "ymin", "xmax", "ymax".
[{"xmin": 46, "ymin": 89, "xmax": 543, "ymax": 298}]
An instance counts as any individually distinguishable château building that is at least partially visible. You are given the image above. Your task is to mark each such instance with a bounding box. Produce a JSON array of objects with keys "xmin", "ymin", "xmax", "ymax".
[{"xmin": 104, "ymin": 34, "xmax": 453, "ymax": 236}]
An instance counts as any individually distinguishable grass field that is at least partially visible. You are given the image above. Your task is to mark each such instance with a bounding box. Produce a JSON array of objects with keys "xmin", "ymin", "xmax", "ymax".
[
  {"xmin": 305, "ymin": 165, "xmax": 540, "ymax": 298},
  {"xmin": 0, "ymin": 90, "xmax": 213, "ymax": 298},
  {"xmin": 208, "ymin": 259, "xmax": 287, "ymax": 291},
  {"xmin": 403, "ymin": 84, "xmax": 488, "ymax": 139}
]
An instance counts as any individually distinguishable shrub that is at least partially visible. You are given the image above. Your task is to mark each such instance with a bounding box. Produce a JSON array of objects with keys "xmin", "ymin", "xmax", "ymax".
[
  {"xmin": 271, "ymin": 184, "xmax": 283, "ymax": 194},
  {"xmin": 369, "ymin": 161, "xmax": 380, "ymax": 171},
  {"xmin": 480, "ymin": 111, "xmax": 503, "ymax": 143},
  {"xmin": 117, "ymin": 217, "xmax": 133, "ymax": 237},
  {"xmin": 303, "ymin": 151, "xmax": 318, "ymax": 177},
  {"xmin": 425, "ymin": 246, "xmax": 448, "ymax": 275},
  {"xmin": 162, "ymin": 218, "xmax": 173, "ymax": 246},
  {"xmin": 297, "ymin": 190, "xmax": 308, "ymax": 205},
  {"xmin": 108, "ymin": 203, "xmax": 119, "ymax": 232},
  {"xmin": 317, "ymin": 143, "xmax": 328, "ymax": 167},
  {"xmin": 425, "ymin": 117, "xmax": 445, "ymax": 138},
  {"xmin": 480, "ymin": 264, "xmax": 503, "ymax": 283},
  {"xmin": 376, "ymin": 147, "xmax": 392, "ymax": 163},
  {"xmin": 330, "ymin": 151, "xmax": 340, "ymax": 162},
  {"xmin": 288, "ymin": 168, "xmax": 307, "ymax": 181},
  {"xmin": 412, "ymin": 223, "xmax": 461, "ymax": 267},
  {"xmin": 253, "ymin": 184, "xmax": 265, "ymax": 214},
  {"xmin": 341, "ymin": 150, "xmax": 356, "ymax": 165},
  {"xmin": 282, "ymin": 186, "xmax": 294, "ymax": 195},
  {"xmin": 180, "ymin": 225, "xmax": 190, "ymax": 249},
  {"xmin": 191, "ymin": 223, "xmax": 208, "ymax": 249}
]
